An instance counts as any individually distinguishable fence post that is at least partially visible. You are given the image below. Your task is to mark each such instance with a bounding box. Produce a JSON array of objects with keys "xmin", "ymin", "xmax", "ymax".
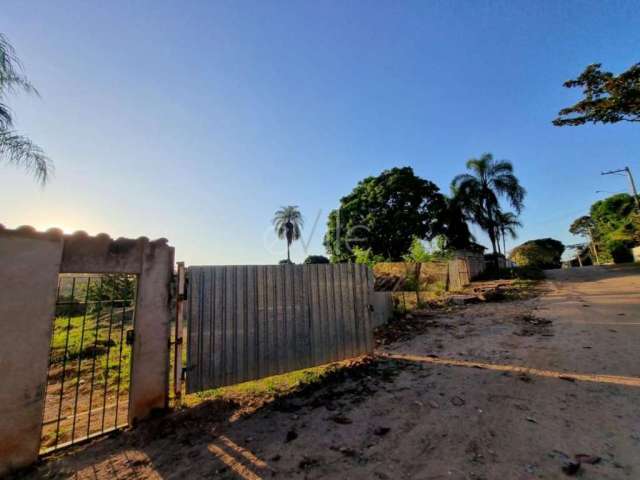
[{"xmin": 173, "ymin": 262, "xmax": 186, "ymax": 405}]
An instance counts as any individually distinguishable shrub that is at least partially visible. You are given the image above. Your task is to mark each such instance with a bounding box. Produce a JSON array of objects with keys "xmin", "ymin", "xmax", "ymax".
[
  {"xmin": 607, "ymin": 240, "xmax": 634, "ymax": 263},
  {"xmin": 303, "ymin": 255, "xmax": 330, "ymax": 264},
  {"xmin": 278, "ymin": 259, "xmax": 294, "ymax": 265},
  {"xmin": 402, "ymin": 237, "xmax": 433, "ymax": 263},
  {"xmin": 509, "ymin": 238, "xmax": 564, "ymax": 269},
  {"xmin": 353, "ymin": 246, "xmax": 385, "ymax": 267}
]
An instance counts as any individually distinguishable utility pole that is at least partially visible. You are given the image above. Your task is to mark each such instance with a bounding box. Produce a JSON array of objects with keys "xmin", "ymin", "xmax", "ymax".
[{"xmin": 601, "ymin": 166, "xmax": 640, "ymax": 211}]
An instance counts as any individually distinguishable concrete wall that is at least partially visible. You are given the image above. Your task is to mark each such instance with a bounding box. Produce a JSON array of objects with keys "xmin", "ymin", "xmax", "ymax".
[
  {"xmin": 0, "ymin": 226, "xmax": 174, "ymax": 475},
  {"xmin": 373, "ymin": 256, "xmax": 482, "ymax": 293},
  {"xmin": 0, "ymin": 228, "xmax": 63, "ymax": 475},
  {"xmin": 371, "ymin": 292, "xmax": 393, "ymax": 328},
  {"xmin": 373, "ymin": 262, "xmax": 449, "ymax": 290}
]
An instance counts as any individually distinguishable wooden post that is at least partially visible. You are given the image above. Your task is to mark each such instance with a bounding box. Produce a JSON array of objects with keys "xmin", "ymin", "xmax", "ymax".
[{"xmin": 174, "ymin": 262, "xmax": 186, "ymax": 405}]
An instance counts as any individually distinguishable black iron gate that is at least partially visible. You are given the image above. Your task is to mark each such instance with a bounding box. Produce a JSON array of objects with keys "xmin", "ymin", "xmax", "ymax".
[{"xmin": 40, "ymin": 274, "xmax": 137, "ymax": 453}]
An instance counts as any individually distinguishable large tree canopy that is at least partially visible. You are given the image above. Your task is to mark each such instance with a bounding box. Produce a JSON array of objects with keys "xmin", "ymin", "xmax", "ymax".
[
  {"xmin": 553, "ymin": 63, "xmax": 640, "ymax": 126},
  {"xmin": 569, "ymin": 194, "xmax": 639, "ymax": 264},
  {"xmin": 323, "ymin": 167, "xmax": 446, "ymax": 262},
  {"xmin": 432, "ymin": 195, "xmax": 476, "ymax": 251}
]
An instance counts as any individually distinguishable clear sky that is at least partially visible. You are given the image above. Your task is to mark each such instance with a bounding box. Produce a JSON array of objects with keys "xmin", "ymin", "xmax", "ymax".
[{"xmin": 2, "ymin": 1, "xmax": 639, "ymax": 264}]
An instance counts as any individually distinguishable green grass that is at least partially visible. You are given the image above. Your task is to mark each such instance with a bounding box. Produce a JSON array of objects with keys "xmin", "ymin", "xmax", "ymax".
[
  {"xmin": 184, "ymin": 365, "xmax": 331, "ymax": 406},
  {"xmin": 49, "ymin": 312, "xmax": 133, "ymax": 391}
]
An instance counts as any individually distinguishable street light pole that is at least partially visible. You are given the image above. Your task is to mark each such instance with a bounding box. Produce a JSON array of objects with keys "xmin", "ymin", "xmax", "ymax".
[{"xmin": 601, "ymin": 166, "xmax": 640, "ymax": 211}]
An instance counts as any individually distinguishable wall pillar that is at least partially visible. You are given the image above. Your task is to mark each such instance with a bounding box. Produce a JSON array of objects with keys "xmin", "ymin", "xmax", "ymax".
[
  {"xmin": 0, "ymin": 229, "xmax": 63, "ymax": 476},
  {"xmin": 128, "ymin": 240, "xmax": 174, "ymax": 423}
]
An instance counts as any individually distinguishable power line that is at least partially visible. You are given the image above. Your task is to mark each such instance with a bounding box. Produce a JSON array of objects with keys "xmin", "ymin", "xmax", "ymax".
[{"xmin": 601, "ymin": 166, "xmax": 640, "ymax": 211}]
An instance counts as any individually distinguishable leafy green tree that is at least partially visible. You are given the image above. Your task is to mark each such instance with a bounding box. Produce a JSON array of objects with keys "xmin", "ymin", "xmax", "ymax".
[
  {"xmin": 402, "ymin": 237, "xmax": 434, "ymax": 263},
  {"xmin": 433, "ymin": 196, "xmax": 476, "ymax": 251},
  {"xmin": 303, "ymin": 255, "xmax": 330, "ymax": 264},
  {"xmin": 569, "ymin": 215, "xmax": 595, "ymax": 237},
  {"xmin": 509, "ymin": 238, "xmax": 565, "ymax": 269},
  {"xmin": 352, "ymin": 246, "xmax": 385, "ymax": 267},
  {"xmin": 324, "ymin": 167, "xmax": 445, "ymax": 262},
  {"xmin": 0, "ymin": 34, "xmax": 50, "ymax": 184},
  {"xmin": 589, "ymin": 193, "xmax": 639, "ymax": 262},
  {"xmin": 86, "ymin": 275, "xmax": 136, "ymax": 313},
  {"xmin": 569, "ymin": 215, "xmax": 599, "ymax": 263},
  {"xmin": 553, "ymin": 63, "xmax": 640, "ymax": 126},
  {"xmin": 451, "ymin": 154, "xmax": 526, "ymax": 263},
  {"xmin": 273, "ymin": 206, "xmax": 303, "ymax": 263}
]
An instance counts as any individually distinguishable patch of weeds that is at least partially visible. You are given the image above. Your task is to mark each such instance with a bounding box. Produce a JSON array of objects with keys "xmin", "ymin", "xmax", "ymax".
[{"xmin": 184, "ymin": 365, "xmax": 331, "ymax": 407}]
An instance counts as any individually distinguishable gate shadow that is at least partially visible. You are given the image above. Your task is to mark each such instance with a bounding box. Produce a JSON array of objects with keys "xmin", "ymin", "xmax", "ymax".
[{"xmin": 20, "ymin": 356, "xmax": 409, "ymax": 479}]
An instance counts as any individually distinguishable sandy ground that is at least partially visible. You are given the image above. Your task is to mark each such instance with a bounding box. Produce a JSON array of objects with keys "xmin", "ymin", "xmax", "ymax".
[{"xmin": 16, "ymin": 264, "xmax": 640, "ymax": 480}]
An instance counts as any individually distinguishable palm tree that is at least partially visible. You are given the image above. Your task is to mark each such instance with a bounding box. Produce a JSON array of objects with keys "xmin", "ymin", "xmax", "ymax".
[
  {"xmin": 451, "ymin": 153, "xmax": 526, "ymax": 265},
  {"xmin": 272, "ymin": 206, "xmax": 303, "ymax": 263},
  {"xmin": 1, "ymin": 33, "xmax": 51, "ymax": 184},
  {"xmin": 495, "ymin": 210, "xmax": 522, "ymax": 256}
]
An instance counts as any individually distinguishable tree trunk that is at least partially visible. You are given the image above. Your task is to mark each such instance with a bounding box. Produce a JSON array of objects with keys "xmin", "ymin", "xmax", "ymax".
[
  {"xmin": 502, "ymin": 228, "xmax": 507, "ymax": 258},
  {"xmin": 488, "ymin": 223, "xmax": 500, "ymax": 273},
  {"xmin": 287, "ymin": 241, "xmax": 291, "ymax": 262}
]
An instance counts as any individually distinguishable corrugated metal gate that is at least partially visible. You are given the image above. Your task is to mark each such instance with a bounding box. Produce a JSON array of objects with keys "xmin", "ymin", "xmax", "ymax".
[{"xmin": 184, "ymin": 264, "xmax": 374, "ymax": 393}]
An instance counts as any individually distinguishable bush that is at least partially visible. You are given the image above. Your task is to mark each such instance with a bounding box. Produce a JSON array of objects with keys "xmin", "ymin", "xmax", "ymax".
[
  {"xmin": 303, "ymin": 255, "xmax": 330, "ymax": 264},
  {"xmin": 353, "ymin": 246, "xmax": 385, "ymax": 267},
  {"xmin": 509, "ymin": 238, "xmax": 564, "ymax": 269},
  {"xmin": 607, "ymin": 240, "xmax": 634, "ymax": 263},
  {"xmin": 278, "ymin": 259, "xmax": 294, "ymax": 265},
  {"xmin": 402, "ymin": 237, "xmax": 433, "ymax": 263}
]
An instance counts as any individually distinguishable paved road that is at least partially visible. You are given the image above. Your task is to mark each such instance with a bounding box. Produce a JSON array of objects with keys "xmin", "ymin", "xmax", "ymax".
[{"xmin": 539, "ymin": 264, "xmax": 640, "ymax": 377}]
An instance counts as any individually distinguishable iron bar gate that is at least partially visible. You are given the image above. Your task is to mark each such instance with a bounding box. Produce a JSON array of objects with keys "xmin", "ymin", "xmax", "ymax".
[{"xmin": 40, "ymin": 274, "xmax": 137, "ymax": 453}]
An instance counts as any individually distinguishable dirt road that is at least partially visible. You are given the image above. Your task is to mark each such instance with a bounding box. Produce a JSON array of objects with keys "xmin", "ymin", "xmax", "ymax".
[{"xmin": 21, "ymin": 265, "xmax": 640, "ymax": 480}]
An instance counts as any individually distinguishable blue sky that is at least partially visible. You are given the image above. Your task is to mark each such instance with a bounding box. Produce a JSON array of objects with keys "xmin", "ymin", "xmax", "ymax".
[{"xmin": 2, "ymin": 0, "xmax": 639, "ymax": 264}]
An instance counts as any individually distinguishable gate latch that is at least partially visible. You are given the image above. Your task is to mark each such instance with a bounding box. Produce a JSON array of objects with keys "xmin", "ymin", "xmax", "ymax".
[{"xmin": 126, "ymin": 329, "xmax": 135, "ymax": 345}]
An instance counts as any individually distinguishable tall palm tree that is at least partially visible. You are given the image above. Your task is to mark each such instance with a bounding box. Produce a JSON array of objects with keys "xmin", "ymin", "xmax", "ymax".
[
  {"xmin": 495, "ymin": 210, "xmax": 522, "ymax": 256},
  {"xmin": 1, "ymin": 33, "xmax": 51, "ymax": 184},
  {"xmin": 451, "ymin": 153, "xmax": 526, "ymax": 263},
  {"xmin": 272, "ymin": 206, "xmax": 303, "ymax": 263}
]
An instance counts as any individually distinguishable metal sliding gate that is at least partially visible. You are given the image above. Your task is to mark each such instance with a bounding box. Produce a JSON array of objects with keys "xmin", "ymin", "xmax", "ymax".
[
  {"xmin": 184, "ymin": 264, "xmax": 374, "ymax": 393},
  {"xmin": 40, "ymin": 274, "xmax": 137, "ymax": 453}
]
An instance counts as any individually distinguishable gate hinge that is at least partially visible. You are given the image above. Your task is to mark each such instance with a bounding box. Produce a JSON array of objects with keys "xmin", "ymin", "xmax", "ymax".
[{"xmin": 181, "ymin": 364, "xmax": 195, "ymax": 380}]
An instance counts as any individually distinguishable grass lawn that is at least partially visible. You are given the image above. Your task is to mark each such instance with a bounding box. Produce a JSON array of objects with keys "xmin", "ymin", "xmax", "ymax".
[{"xmin": 183, "ymin": 364, "xmax": 334, "ymax": 407}]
